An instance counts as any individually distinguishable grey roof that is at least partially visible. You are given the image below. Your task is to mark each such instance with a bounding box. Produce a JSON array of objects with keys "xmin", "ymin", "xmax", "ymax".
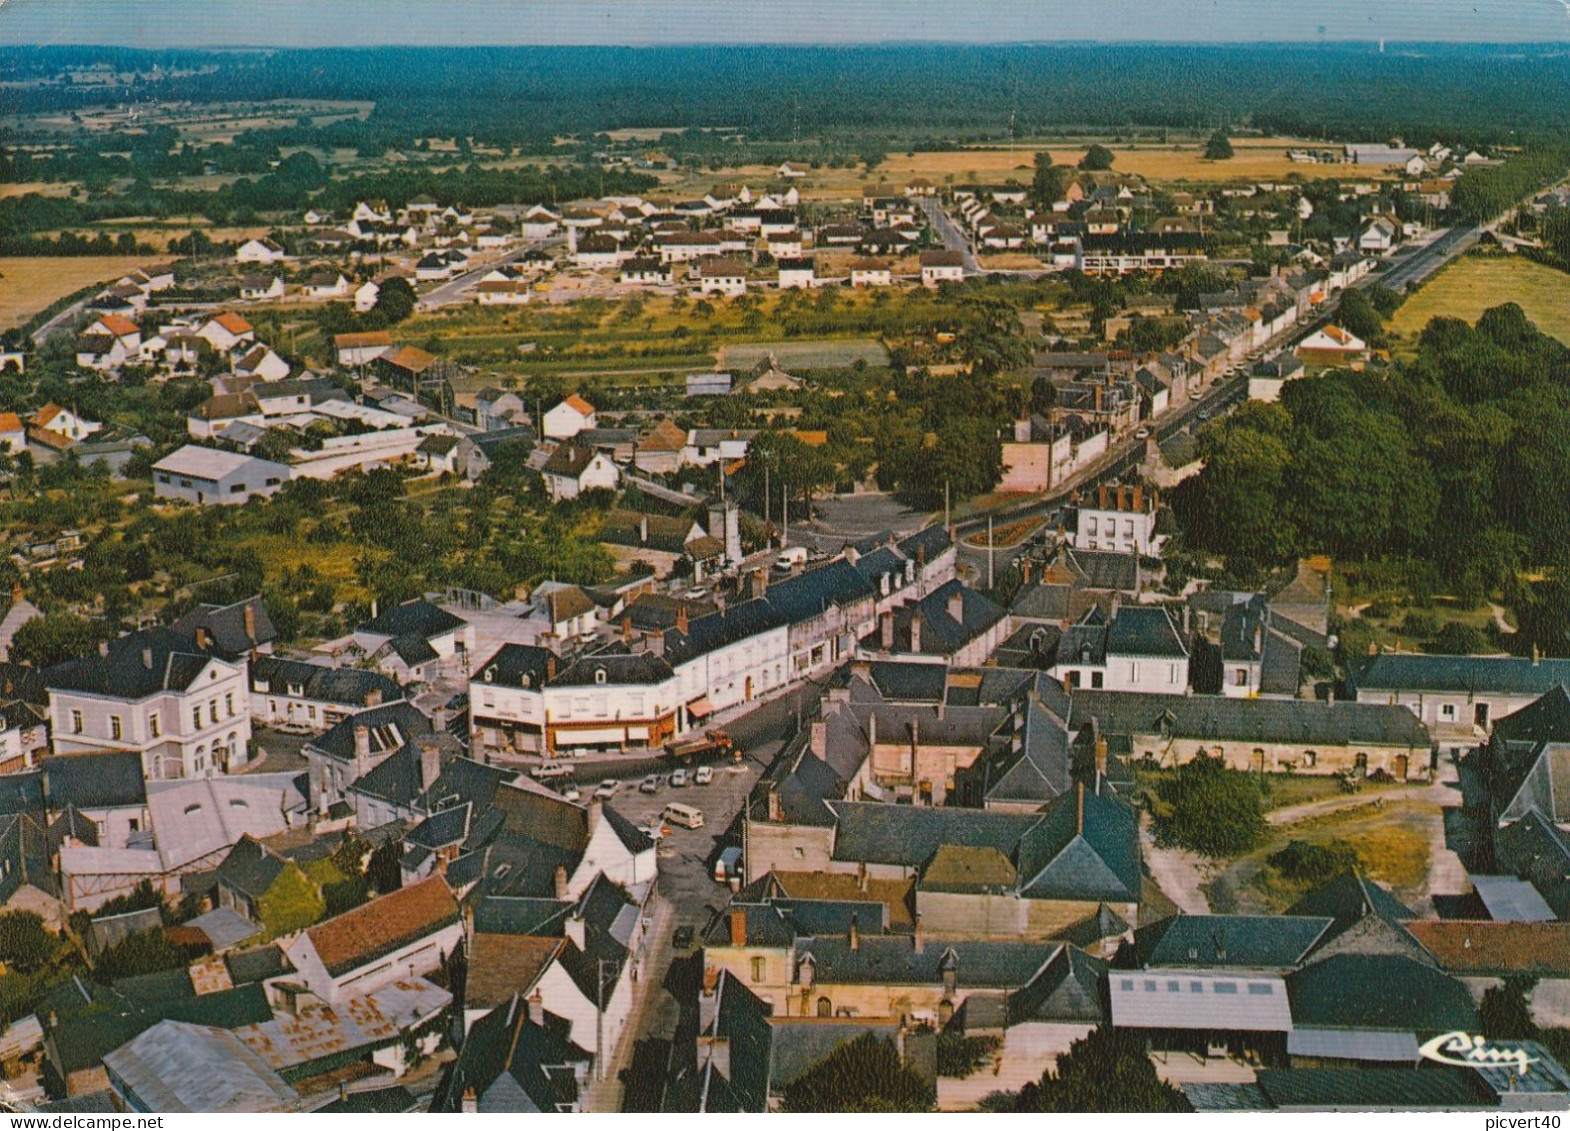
[
  {"xmin": 1251, "ymin": 1068, "xmax": 1494, "ymax": 1110},
  {"xmin": 765, "ymin": 560, "xmax": 875, "ymax": 625},
  {"xmin": 251, "ymin": 655, "xmax": 404, "ymax": 709},
  {"xmin": 217, "ymin": 836, "xmax": 289, "ymax": 900},
  {"xmin": 42, "ymin": 751, "xmax": 145, "ymax": 810},
  {"xmin": 1134, "ymin": 914, "xmax": 1332, "ymax": 970},
  {"xmin": 1110, "ymin": 970, "xmax": 1292, "ymax": 1031},
  {"xmin": 102, "ymin": 1021, "xmax": 298, "ymax": 1113},
  {"xmin": 183, "ymin": 906, "xmax": 262, "ymax": 951},
  {"xmin": 472, "ymin": 643, "xmax": 554, "ymax": 690},
  {"xmin": 1105, "ymin": 605, "xmax": 1188, "ymax": 659},
  {"xmin": 982, "ymin": 697, "xmax": 1074, "ymax": 806},
  {"xmin": 766, "ymin": 1020, "xmax": 901, "ymax": 1092},
  {"xmin": 172, "ymin": 596, "xmax": 277, "ymax": 659},
  {"xmin": 796, "ymin": 935, "xmax": 1056, "ymax": 989},
  {"xmin": 309, "ymin": 701, "xmax": 432, "ymax": 763},
  {"xmin": 1066, "ymin": 692, "xmax": 1431, "ymax": 749},
  {"xmin": 431, "ymin": 1001, "xmax": 590, "ymax": 1113},
  {"xmin": 1006, "ymin": 944, "xmax": 1107, "ymax": 1024},
  {"xmin": 1349, "ymin": 652, "xmax": 1570, "ymax": 698},
  {"xmin": 44, "ymin": 627, "xmax": 220, "ymax": 699},
  {"xmin": 664, "ymin": 599, "xmax": 787, "ymax": 665},
  {"xmin": 1286, "ymin": 1027, "xmax": 1421, "ymax": 1062},
  {"xmin": 1494, "ymin": 811, "xmax": 1570, "ymax": 919},
  {"xmin": 1285, "ymin": 954, "xmax": 1478, "ymax": 1032},
  {"xmin": 360, "ymin": 599, "xmax": 465, "ymax": 640},
  {"xmin": 1470, "ymin": 874, "xmax": 1557, "ymax": 922}
]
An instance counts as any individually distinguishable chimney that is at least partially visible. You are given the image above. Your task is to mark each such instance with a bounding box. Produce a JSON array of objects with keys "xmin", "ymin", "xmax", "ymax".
[
  {"xmin": 142, "ymin": 646, "xmax": 153, "ymax": 670},
  {"xmin": 554, "ymin": 864, "xmax": 569, "ymax": 900},
  {"xmin": 730, "ymin": 906, "xmax": 747, "ymax": 947},
  {"xmin": 1182, "ymin": 603, "xmax": 1191, "ymax": 636},
  {"xmin": 947, "ymin": 590, "xmax": 964, "ymax": 623},
  {"xmin": 752, "ymin": 568, "xmax": 769, "ymax": 599},
  {"xmin": 676, "ymin": 603, "xmax": 690, "ymax": 635},
  {"xmin": 195, "ymin": 626, "xmax": 210, "ymax": 651},
  {"xmin": 1021, "ymin": 558, "xmax": 1032, "ymax": 585},
  {"xmin": 880, "ymin": 610, "xmax": 894, "ymax": 650},
  {"xmin": 9, "ymin": 580, "xmax": 21, "ymax": 605},
  {"xmin": 1254, "ymin": 622, "xmax": 1263, "ymax": 655},
  {"xmin": 462, "ymin": 1088, "xmax": 478, "ymax": 1115},
  {"xmin": 1076, "ymin": 780, "xmax": 1085, "ymax": 836},
  {"xmin": 434, "ymin": 705, "xmax": 449, "ymax": 734},
  {"xmin": 420, "ymin": 738, "xmax": 442, "ymax": 791},
  {"xmin": 857, "ymin": 861, "xmax": 869, "ymax": 892},
  {"xmin": 809, "ymin": 719, "xmax": 827, "ymax": 757},
  {"xmin": 1534, "ymin": 644, "xmax": 1542, "ymax": 666},
  {"xmin": 622, "ymin": 615, "xmax": 633, "ymax": 643},
  {"xmin": 910, "ymin": 612, "xmax": 923, "ymax": 654},
  {"xmin": 546, "ymin": 653, "xmax": 558, "ymax": 681},
  {"xmin": 98, "ymin": 639, "xmax": 109, "ymax": 658},
  {"xmin": 868, "ymin": 711, "xmax": 877, "ymax": 747},
  {"xmin": 848, "ymin": 914, "xmax": 860, "ymax": 952},
  {"xmin": 913, "ymin": 914, "xmax": 925, "ymax": 955},
  {"xmin": 353, "ymin": 724, "xmax": 371, "ymax": 774},
  {"xmin": 639, "ymin": 514, "xmax": 649, "ymax": 543},
  {"xmin": 243, "ymin": 603, "xmax": 257, "ymax": 644},
  {"xmin": 766, "ymin": 785, "xmax": 783, "ymax": 822},
  {"xmin": 1133, "ymin": 485, "xmax": 1145, "ymax": 512},
  {"xmin": 364, "ymin": 687, "xmax": 383, "ymax": 707},
  {"xmin": 1095, "ymin": 736, "xmax": 1108, "ymax": 781}
]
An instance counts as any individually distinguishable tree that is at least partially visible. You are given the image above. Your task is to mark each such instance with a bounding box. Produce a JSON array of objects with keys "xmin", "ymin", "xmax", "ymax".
[
  {"xmin": 372, "ymin": 276, "xmax": 417, "ymax": 323},
  {"xmin": 1007, "ymin": 1026, "xmax": 1189, "ymax": 1112},
  {"xmin": 781, "ymin": 1032, "xmax": 935, "ymax": 1113},
  {"xmin": 8, "ymin": 613, "xmax": 105, "ymax": 669},
  {"xmin": 1336, "ymin": 287, "xmax": 1387, "ymax": 348},
  {"xmin": 1031, "ymin": 153, "xmax": 1073, "ymax": 208},
  {"xmin": 1079, "ymin": 144, "xmax": 1115, "ymax": 171},
  {"xmin": 0, "ymin": 912, "xmax": 57, "ymax": 974},
  {"xmin": 1204, "ymin": 130, "xmax": 1234, "ymax": 161},
  {"xmin": 1153, "ymin": 755, "xmax": 1267, "ymax": 857},
  {"xmin": 1480, "ymin": 977, "xmax": 1539, "ymax": 1041}
]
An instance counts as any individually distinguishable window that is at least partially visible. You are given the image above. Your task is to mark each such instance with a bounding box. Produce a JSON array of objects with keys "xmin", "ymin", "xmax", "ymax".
[
  {"xmin": 110, "ymin": 715, "xmax": 123, "ymax": 740},
  {"xmin": 192, "ymin": 706, "xmax": 202, "ymax": 729},
  {"xmin": 210, "ymin": 702, "xmax": 220, "ymax": 726},
  {"xmin": 1440, "ymin": 703, "xmax": 1456, "ymax": 721},
  {"xmin": 1086, "ymin": 518, "xmax": 1098, "ymax": 536},
  {"xmin": 1169, "ymin": 664, "xmax": 1179, "ymax": 684},
  {"xmin": 793, "ymin": 847, "xmax": 805, "ymax": 859},
  {"xmin": 1130, "ymin": 663, "xmax": 1140, "ymax": 683},
  {"xmin": 1304, "ymin": 750, "xmax": 1317, "ymax": 767},
  {"xmin": 225, "ymin": 693, "xmax": 234, "ymax": 717},
  {"xmin": 70, "ymin": 709, "xmax": 84, "ymax": 734},
  {"xmin": 751, "ymin": 957, "xmax": 766, "ymax": 983},
  {"xmin": 230, "ymin": 483, "xmax": 245, "ymax": 494},
  {"xmin": 1214, "ymin": 982, "xmax": 1238, "ymax": 995},
  {"xmin": 149, "ymin": 714, "xmax": 160, "ymax": 738},
  {"xmin": 1234, "ymin": 668, "xmax": 1249, "ymax": 687},
  {"xmin": 816, "ymin": 997, "xmax": 833, "ymax": 1018},
  {"xmin": 1091, "ymin": 672, "xmax": 1104, "ymax": 690},
  {"xmin": 1248, "ymin": 983, "xmax": 1274, "ymax": 995}
]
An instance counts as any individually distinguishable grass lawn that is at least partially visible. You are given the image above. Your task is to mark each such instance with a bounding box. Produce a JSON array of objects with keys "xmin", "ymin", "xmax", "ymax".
[
  {"xmin": 721, "ymin": 339, "xmax": 889, "ymax": 369},
  {"xmin": 1259, "ymin": 775, "xmax": 1353, "ymax": 811},
  {"xmin": 1250, "ymin": 798, "xmax": 1433, "ymax": 911},
  {"xmin": 243, "ymin": 530, "xmax": 369, "ymax": 602},
  {"xmin": 1389, "ymin": 254, "xmax": 1570, "ymax": 346},
  {"xmin": 0, "ymin": 255, "xmax": 174, "ymax": 330}
]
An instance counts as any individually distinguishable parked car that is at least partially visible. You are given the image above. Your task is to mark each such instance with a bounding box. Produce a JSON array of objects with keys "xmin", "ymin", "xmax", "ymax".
[
  {"xmin": 531, "ymin": 762, "xmax": 572, "ymax": 780},
  {"xmin": 559, "ymin": 783, "xmax": 581, "ymax": 803},
  {"xmin": 694, "ymin": 765, "xmax": 714, "ymax": 786},
  {"xmin": 594, "ymin": 779, "xmax": 619, "ymax": 800},
  {"xmin": 670, "ymin": 769, "xmax": 688, "ymax": 788},
  {"xmin": 673, "ymin": 925, "xmax": 695, "ymax": 950},
  {"xmin": 713, "ymin": 845, "xmax": 743, "ymax": 882},
  {"xmin": 1135, "ymin": 427, "xmax": 1151, "ymax": 440},
  {"xmin": 639, "ymin": 774, "xmax": 662, "ymax": 794}
]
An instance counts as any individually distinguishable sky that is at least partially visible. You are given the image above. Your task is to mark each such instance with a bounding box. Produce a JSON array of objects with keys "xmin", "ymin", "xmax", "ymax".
[{"xmin": 3, "ymin": 0, "xmax": 1569, "ymax": 46}]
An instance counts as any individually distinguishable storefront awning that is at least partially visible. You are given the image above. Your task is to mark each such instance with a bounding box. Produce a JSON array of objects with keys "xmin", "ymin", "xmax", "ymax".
[{"xmin": 686, "ymin": 696, "xmax": 715, "ymax": 719}]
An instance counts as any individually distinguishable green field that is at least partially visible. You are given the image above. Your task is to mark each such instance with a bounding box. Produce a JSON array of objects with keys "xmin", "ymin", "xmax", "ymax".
[
  {"xmin": 721, "ymin": 339, "xmax": 889, "ymax": 370},
  {"xmin": 1390, "ymin": 253, "xmax": 1570, "ymax": 346}
]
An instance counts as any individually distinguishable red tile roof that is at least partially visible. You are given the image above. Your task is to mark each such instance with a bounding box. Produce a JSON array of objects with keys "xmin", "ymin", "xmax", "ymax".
[
  {"xmin": 1407, "ymin": 920, "xmax": 1570, "ymax": 977},
  {"xmin": 96, "ymin": 313, "xmax": 140, "ymax": 338},
  {"xmin": 563, "ymin": 393, "xmax": 594, "ymax": 416},
  {"xmin": 305, "ymin": 875, "xmax": 459, "ymax": 977},
  {"xmin": 211, "ymin": 312, "xmax": 255, "ymax": 336}
]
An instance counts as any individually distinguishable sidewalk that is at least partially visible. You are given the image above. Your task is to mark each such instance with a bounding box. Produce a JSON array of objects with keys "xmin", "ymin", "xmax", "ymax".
[{"xmin": 584, "ymin": 892, "xmax": 677, "ymax": 1113}]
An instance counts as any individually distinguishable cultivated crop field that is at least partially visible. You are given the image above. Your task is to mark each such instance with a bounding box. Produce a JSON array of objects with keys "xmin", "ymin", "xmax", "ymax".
[
  {"xmin": 1389, "ymin": 253, "xmax": 1570, "ymax": 346},
  {"xmin": 721, "ymin": 339, "xmax": 890, "ymax": 369},
  {"xmin": 0, "ymin": 256, "xmax": 173, "ymax": 330}
]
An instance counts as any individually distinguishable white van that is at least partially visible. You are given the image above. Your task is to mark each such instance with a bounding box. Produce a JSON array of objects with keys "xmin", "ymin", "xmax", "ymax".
[{"xmin": 662, "ymin": 802, "xmax": 705, "ymax": 830}]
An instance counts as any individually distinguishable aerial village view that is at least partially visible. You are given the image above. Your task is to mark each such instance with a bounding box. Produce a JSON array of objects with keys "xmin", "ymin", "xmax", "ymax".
[{"xmin": 1, "ymin": 0, "xmax": 1570, "ymax": 1118}]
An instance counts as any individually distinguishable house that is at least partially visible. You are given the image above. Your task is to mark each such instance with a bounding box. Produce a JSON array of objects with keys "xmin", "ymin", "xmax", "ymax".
[
  {"xmin": 849, "ymin": 258, "xmax": 892, "ymax": 288},
  {"xmin": 153, "ymin": 446, "xmax": 290, "ymax": 507},
  {"xmin": 212, "ymin": 835, "xmax": 312, "ymax": 923},
  {"xmin": 1073, "ymin": 483, "xmax": 1165, "ymax": 556},
  {"xmin": 777, "ymin": 162, "xmax": 810, "ymax": 179},
  {"xmin": 633, "ymin": 417, "xmax": 689, "ymax": 475},
  {"xmin": 416, "ymin": 433, "xmax": 461, "ymax": 474},
  {"xmin": 1048, "ymin": 604, "xmax": 1190, "ymax": 694},
  {"xmin": 249, "ymin": 655, "xmax": 403, "ymax": 732},
  {"xmin": 39, "ymin": 750, "xmax": 148, "ymax": 849},
  {"xmin": 334, "ymin": 330, "xmax": 394, "ymax": 367},
  {"xmin": 620, "ymin": 257, "xmax": 671, "ymax": 285},
  {"xmin": 232, "ymin": 343, "xmax": 290, "ymax": 382},
  {"xmin": 195, "ymin": 312, "xmax": 256, "ymax": 353},
  {"xmin": 683, "ymin": 428, "xmax": 757, "ymax": 467},
  {"xmin": 858, "ymin": 581, "xmax": 1010, "ymax": 668},
  {"xmin": 235, "ymin": 238, "xmax": 287, "ymax": 265},
  {"xmin": 354, "ymin": 280, "xmax": 381, "ymax": 312},
  {"xmin": 1296, "ymin": 324, "xmax": 1367, "ymax": 367},
  {"xmin": 238, "ymin": 275, "xmax": 285, "ymax": 301},
  {"xmin": 301, "ymin": 270, "xmax": 350, "ymax": 299},
  {"xmin": 1217, "ymin": 596, "xmax": 1303, "ymax": 699},
  {"xmin": 1348, "ymin": 652, "xmax": 1570, "ymax": 743},
  {"xmin": 686, "ymin": 372, "xmax": 733, "ymax": 397},
  {"xmin": 920, "ymin": 250, "xmax": 966, "ymax": 288},
  {"xmin": 281, "ymin": 876, "xmax": 463, "ymax": 1004},
  {"xmin": 354, "ymin": 600, "xmax": 473, "ymax": 683},
  {"xmin": 1358, "ymin": 218, "xmax": 1399, "ymax": 254},
  {"xmin": 692, "ymin": 256, "xmax": 749, "ymax": 297},
  {"xmin": 1248, "ymin": 352, "xmax": 1307, "ymax": 403},
  {"xmin": 541, "ymin": 444, "xmax": 620, "ymax": 502},
  {"xmin": 776, "ymin": 257, "xmax": 816, "ymax": 290},
  {"xmin": 172, "ymin": 595, "xmax": 277, "ymax": 659},
  {"xmin": 475, "ymin": 387, "xmax": 527, "ymax": 431},
  {"xmin": 543, "ymin": 394, "xmax": 596, "ymax": 440},
  {"xmin": 75, "ymin": 314, "xmax": 142, "ymax": 371},
  {"xmin": 31, "ymin": 403, "xmax": 102, "ymax": 443},
  {"xmin": 44, "ymin": 625, "xmax": 253, "ymax": 779},
  {"xmin": 431, "ymin": 998, "xmax": 592, "ymax": 1112}
]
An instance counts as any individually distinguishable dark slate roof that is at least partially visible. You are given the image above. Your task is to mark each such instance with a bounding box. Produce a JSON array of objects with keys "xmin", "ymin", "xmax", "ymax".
[
  {"xmin": 1105, "ymin": 605, "xmax": 1188, "ymax": 659},
  {"xmin": 473, "ymin": 643, "xmax": 554, "ymax": 690},
  {"xmin": 764, "ymin": 560, "xmax": 875, "ymax": 625},
  {"xmin": 1014, "ymin": 787, "xmax": 1142, "ymax": 903},
  {"xmin": 351, "ymin": 737, "xmax": 485, "ymax": 811},
  {"xmin": 359, "ymin": 599, "xmax": 465, "ymax": 640},
  {"xmin": 704, "ymin": 972, "xmax": 773, "ymax": 1112},
  {"xmin": 1349, "ymin": 653, "xmax": 1570, "ymax": 698},
  {"xmin": 216, "ymin": 836, "xmax": 289, "ymax": 900},
  {"xmin": 541, "ymin": 443, "xmax": 598, "ymax": 478},
  {"xmin": 41, "ymin": 751, "xmax": 145, "ymax": 810},
  {"xmin": 251, "ymin": 656, "xmax": 403, "ymax": 709},
  {"xmin": 827, "ymin": 802, "xmax": 1040, "ymax": 865},
  {"xmin": 310, "ymin": 701, "xmax": 432, "ymax": 763},
  {"xmin": 171, "ymin": 596, "xmax": 277, "ymax": 659},
  {"xmin": 863, "ymin": 580, "xmax": 1005, "ymax": 658},
  {"xmin": 1494, "ymin": 811, "xmax": 1570, "ymax": 919},
  {"xmin": 1068, "ymin": 693, "xmax": 1432, "ymax": 749},
  {"xmin": 0, "ymin": 812, "xmax": 52, "ymax": 903},
  {"xmin": 314, "ymin": 1086, "xmax": 418, "ymax": 1113},
  {"xmin": 473, "ymin": 895, "xmax": 572, "ymax": 937},
  {"xmin": 431, "ymin": 1001, "xmax": 590, "ymax": 1113},
  {"xmin": 1006, "ymin": 945, "xmax": 1107, "ymax": 1025},
  {"xmin": 224, "ymin": 944, "xmax": 296, "ymax": 986},
  {"xmin": 796, "ymin": 936, "xmax": 1056, "ymax": 990},
  {"xmin": 898, "ymin": 525, "xmax": 953, "ymax": 565},
  {"xmin": 1134, "ymin": 914, "xmax": 1333, "ymax": 970},
  {"xmin": 1253, "ymin": 1068, "xmax": 1494, "ymax": 1110},
  {"xmin": 44, "ymin": 627, "xmax": 217, "ymax": 698},
  {"xmin": 982, "ymin": 697, "xmax": 1074, "ymax": 807},
  {"xmin": 1285, "ymin": 954, "xmax": 1478, "ymax": 1032},
  {"xmin": 1067, "ymin": 549, "xmax": 1140, "ymax": 592},
  {"xmin": 664, "ymin": 599, "xmax": 787, "ymax": 665},
  {"xmin": 765, "ymin": 1021, "xmax": 901, "ymax": 1094},
  {"xmin": 1285, "ymin": 872, "xmax": 1416, "ymax": 925},
  {"xmin": 552, "ymin": 647, "xmax": 674, "ymax": 688}
]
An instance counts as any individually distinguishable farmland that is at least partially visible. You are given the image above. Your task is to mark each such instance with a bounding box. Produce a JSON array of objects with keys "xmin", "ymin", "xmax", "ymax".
[
  {"xmin": 1388, "ymin": 253, "xmax": 1570, "ymax": 346},
  {"xmin": 0, "ymin": 255, "xmax": 173, "ymax": 330}
]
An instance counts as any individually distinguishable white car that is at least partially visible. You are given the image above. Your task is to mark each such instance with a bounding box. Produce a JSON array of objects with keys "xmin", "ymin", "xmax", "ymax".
[
  {"xmin": 694, "ymin": 765, "xmax": 714, "ymax": 786},
  {"xmin": 594, "ymin": 779, "xmax": 619, "ymax": 800},
  {"xmin": 670, "ymin": 769, "xmax": 689, "ymax": 788},
  {"xmin": 560, "ymin": 784, "xmax": 581, "ymax": 803},
  {"xmin": 639, "ymin": 774, "xmax": 662, "ymax": 794}
]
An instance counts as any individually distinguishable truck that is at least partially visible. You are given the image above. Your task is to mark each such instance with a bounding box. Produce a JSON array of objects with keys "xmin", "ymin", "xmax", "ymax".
[
  {"xmin": 713, "ymin": 846, "xmax": 743, "ymax": 883},
  {"xmin": 666, "ymin": 729, "xmax": 734, "ymax": 761}
]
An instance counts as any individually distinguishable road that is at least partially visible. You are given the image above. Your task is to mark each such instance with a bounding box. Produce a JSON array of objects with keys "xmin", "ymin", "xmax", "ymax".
[
  {"xmin": 417, "ymin": 236, "xmax": 564, "ymax": 309},
  {"xmin": 917, "ymin": 197, "xmax": 982, "ymax": 274},
  {"xmin": 1361, "ymin": 223, "xmax": 1481, "ymax": 294}
]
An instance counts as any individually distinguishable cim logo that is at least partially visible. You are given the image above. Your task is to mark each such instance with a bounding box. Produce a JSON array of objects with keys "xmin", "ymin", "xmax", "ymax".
[{"xmin": 1418, "ymin": 1031, "xmax": 1539, "ymax": 1076}]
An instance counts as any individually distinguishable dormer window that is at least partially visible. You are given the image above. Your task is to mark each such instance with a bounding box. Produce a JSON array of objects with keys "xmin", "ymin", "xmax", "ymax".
[{"xmin": 595, "ymin": 668, "xmax": 607, "ymax": 685}]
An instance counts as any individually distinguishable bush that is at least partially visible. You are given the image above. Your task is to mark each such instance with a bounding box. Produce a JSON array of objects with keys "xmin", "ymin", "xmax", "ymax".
[
  {"xmin": 1426, "ymin": 622, "xmax": 1492, "ymax": 655},
  {"xmin": 1153, "ymin": 756, "xmax": 1266, "ymax": 857},
  {"xmin": 1267, "ymin": 840, "xmax": 1359, "ymax": 886},
  {"xmin": 782, "ymin": 1032, "xmax": 935, "ymax": 1112},
  {"xmin": 0, "ymin": 912, "xmax": 59, "ymax": 974},
  {"xmin": 1400, "ymin": 611, "xmax": 1440, "ymax": 639},
  {"xmin": 937, "ymin": 1031, "xmax": 1001, "ymax": 1078}
]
